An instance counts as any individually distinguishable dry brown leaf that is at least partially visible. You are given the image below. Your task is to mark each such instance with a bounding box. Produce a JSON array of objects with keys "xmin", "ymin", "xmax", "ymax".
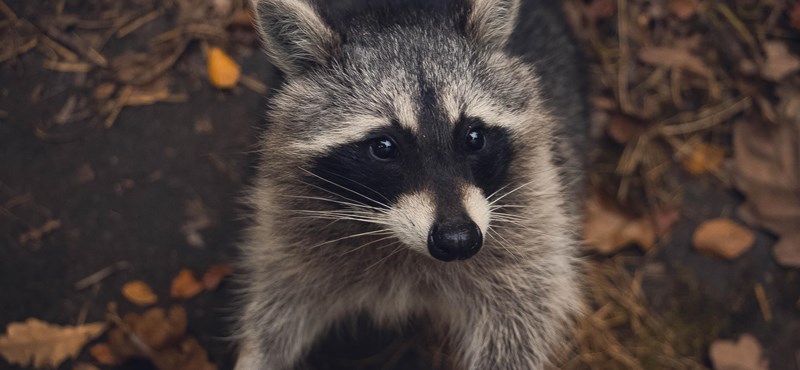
[
  {"xmin": 122, "ymin": 280, "xmax": 158, "ymax": 306},
  {"xmin": 89, "ymin": 343, "xmax": 121, "ymax": 365},
  {"xmin": 670, "ymin": 0, "xmax": 698, "ymax": 20},
  {"xmin": 773, "ymin": 233, "xmax": 800, "ymax": 267},
  {"xmin": 709, "ymin": 334, "xmax": 768, "ymax": 370},
  {"xmin": 73, "ymin": 363, "xmax": 101, "ymax": 370},
  {"xmin": 584, "ymin": 195, "xmax": 656, "ymax": 254},
  {"xmin": 0, "ymin": 319, "xmax": 105, "ymax": 368},
  {"xmin": 639, "ymin": 46, "xmax": 712, "ymax": 78},
  {"xmin": 732, "ymin": 119, "xmax": 800, "ymax": 266},
  {"xmin": 587, "ymin": 0, "xmax": 615, "ymax": 21},
  {"xmin": 207, "ymin": 47, "xmax": 240, "ymax": 89},
  {"xmin": 681, "ymin": 141, "xmax": 725, "ymax": 175},
  {"xmin": 93, "ymin": 83, "xmax": 116, "ymax": 101},
  {"xmin": 761, "ymin": 41, "xmax": 800, "ymax": 81},
  {"xmin": 607, "ymin": 114, "xmax": 647, "ymax": 144},
  {"xmin": 18, "ymin": 220, "xmax": 62, "ymax": 245},
  {"xmin": 76, "ymin": 163, "xmax": 95, "ymax": 183},
  {"xmin": 693, "ymin": 219, "xmax": 755, "ymax": 259},
  {"xmin": 171, "ymin": 269, "xmax": 204, "ymax": 299},
  {"xmin": 791, "ymin": 4, "xmax": 800, "ymax": 30},
  {"xmin": 203, "ymin": 263, "xmax": 234, "ymax": 290},
  {"xmin": 107, "ymin": 306, "xmax": 215, "ymax": 370}
]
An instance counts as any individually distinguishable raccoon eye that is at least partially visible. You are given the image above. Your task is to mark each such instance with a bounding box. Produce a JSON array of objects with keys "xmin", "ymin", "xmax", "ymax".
[
  {"xmin": 369, "ymin": 137, "xmax": 399, "ymax": 161},
  {"xmin": 466, "ymin": 128, "xmax": 485, "ymax": 151}
]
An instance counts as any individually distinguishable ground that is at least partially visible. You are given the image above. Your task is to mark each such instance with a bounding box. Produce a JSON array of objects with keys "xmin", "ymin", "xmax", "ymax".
[{"xmin": 0, "ymin": 0, "xmax": 799, "ymax": 369}]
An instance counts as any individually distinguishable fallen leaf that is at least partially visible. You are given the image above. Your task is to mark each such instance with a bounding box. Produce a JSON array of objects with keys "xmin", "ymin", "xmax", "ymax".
[
  {"xmin": 89, "ymin": 343, "xmax": 121, "ymax": 365},
  {"xmin": 669, "ymin": 0, "xmax": 698, "ymax": 20},
  {"xmin": 693, "ymin": 219, "xmax": 755, "ymax": 259},
  {"xmin": 773, "ymin": 233, "xmax": 800, "ymax": 267},
  {"xmin": 73, "ymin": 363, "xmax": 101, "ymax": 370},
  {"xmin": 761, "ymin": 41, "xmax": 800, "ymax": 81},
  {"xmin": 0, "ymin": 319, "xmax": 105, "ymax": 368},
  {"xmin": 18, "ymin": 219, "xmax": 62, "ymax": 245},
  {"xmin": 791, "ymin": 4, "xmax": 800, "ymax": 30},
  {"xmin": 681, "ymin": 141, "xmax": 726, "ymax": 175},
  {"xmin": 709, "ymin": 334, "xmax": 768, "ymax": 370},
  {"xmin": 122, "ymin": 281, "xmax": 158, "ymax": 306},
  {"xmin": 776, "ymin": 84, "xmax": 800, "ymax": 124},
  {"xmin": 76, "ymin": 163, "xmax": 95, "ymax": 183},
  {"xmin": 653, "ymin": 209, "xmax": 680, "ymax": 236},
  {"xmin": 732, "ymin": 119, "xmax": 800, "ymax": 267},
  {"xmin": 107, "ymin": 306, "xmax": 215, "ymax": 370},
  {"xmin": 587, "ymin": 0, "xmax": 615, "ymax": 21},
  {"xmin": 203, "ymin": 264, "xmax": 234, "ymax": 290},
  {"xmin": 207, "ymin": 47, "xmax": 240, "ymax": 89},
  {"xmin": 639, "ymin": 46, "xmax": 713, "ymax": 78},
  {"xmin": 607, "ymin": 114, "xmax": 648, "ymax": 144},
  {"xmin": 93, "ymin": 83, "xmax": 115, "ymax": 100},
  {"xmin": 584, "ymin": 195, "xmax": 656, "ymax": 254},
  {"xmin": 194, "ymin": 117, "xmax": 213, "ymax": 134},
  {"xmin": 171, "ymin": 269, "xmax": 204, "ymax": 299}
]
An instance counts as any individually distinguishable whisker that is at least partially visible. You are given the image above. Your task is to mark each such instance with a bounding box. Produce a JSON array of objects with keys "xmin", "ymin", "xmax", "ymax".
[
  {"xmin": 313, "ymin": 168, "xmax": 392, "ymax": 204},
  {"xmin": 488, "ymin": 179, "xmax": 539, "ymax": 206},
  {"xmin": 300, "ymin": 168, "xmax": 391, "ymax": 209},
  {"xmin": 293, "ymin": 214, "xmax": 394, "ymax": 226},
  {"xmin": 307, "ymin": 229, "xmax": 394, "ymax": 250},
  {"xmin": 279, "ymin": 194, "xmax": 387, "ymax": 213},
  {"xmin": 364, "ymin": 242, "xmax": 404, "ymax": 272},
  {"xmin": 341, "ymin": 235, "xmax": 397, "ymax": 256},
  {"xmin": 486, "ymin": 230, "xmax": 523, "ymax": 264}
]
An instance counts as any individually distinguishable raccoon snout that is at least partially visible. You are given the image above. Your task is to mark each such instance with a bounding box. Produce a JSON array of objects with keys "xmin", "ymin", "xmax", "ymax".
[{"xmin": 427, "ymin": 221, "xmax": 483, "ymax": 262}]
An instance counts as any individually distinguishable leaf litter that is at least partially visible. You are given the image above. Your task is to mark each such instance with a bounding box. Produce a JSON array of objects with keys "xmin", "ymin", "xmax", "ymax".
[
  {"xmin": 2, "ymin": 0, "xmax": 799, "ymax": 368},
  {"xmin": 0, "ymin": 319, "xmax": 105, "ymax": 368}
]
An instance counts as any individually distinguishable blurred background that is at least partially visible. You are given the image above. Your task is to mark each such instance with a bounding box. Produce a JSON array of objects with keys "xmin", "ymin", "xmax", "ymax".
[{"xmin": 0, "ymin": 0, "xmax": 798, "ymax": 369}]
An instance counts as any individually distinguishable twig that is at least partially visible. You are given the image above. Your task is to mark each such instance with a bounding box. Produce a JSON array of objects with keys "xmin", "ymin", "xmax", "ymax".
[
  {"xmin": 0, "ymin": 0, "xmax": 18, "ymax": 22},
  {"xmin": 38, "ymin": 23, "xmax": 108, "ymax": 67},
  {"xmin": 658, "ymin": 98, "xmax": 751, "ymax": 136},
  {"xmin": 754, "ymin": 283, "xmax": 772, "ymax": 323},
  {"xmin": 0, "ymin": 38, "xmax": 37, "ymax": 63},
  {"xmin": 43, "ymin": 60, "xmax": 93, "ymax": 73},
  {"xmin": 616, "ymin": 0, "xmax": 632, "ymax": 115},
  {"xmin": 240, "ymin": 74, "xmax": 268, "ymax": 94},
  {"xmin": 76, "ymin": 284, "xmax": 101, "ymax": 325},
  {"xmin": 107, "ymin": 306, "xmax": 157, "ymax": 357},
  {"xmin": 104, "ymin": 85, "xmax": 133, "ymax": 128},
  {"xmin": 117, "ymin": 9, "xmax": 162, "ymax": 38},
  {"xmin": 75, "ymin": 261, "xmax": 132, "ymax": 290},
  {"xmin": 38, "ymin": 33, "xmax": 80, "ymax": 62}
]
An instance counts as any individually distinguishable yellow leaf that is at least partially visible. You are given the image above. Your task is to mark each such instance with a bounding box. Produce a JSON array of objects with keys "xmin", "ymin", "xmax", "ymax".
[
  {"xmin": 170, "ymin": 269, "xmax": 204, "ymax": 299},
  {"xmin": 207, "ymin": 47, "xmax": 240, "ymax": 89},
  {"xmin": 681, "ymin": 141, "xmax": 725, "ymax": 175},
  {"xmin": 0, "ymin": 319, "xmax": 105, "ymax": 368},
  {"xmin": 122, "ymin": 280, "xmax": 158, "ymax": 306},
  {"xmin": 693, "ymin": 218, "xmax": 755, "ymax": 259}
]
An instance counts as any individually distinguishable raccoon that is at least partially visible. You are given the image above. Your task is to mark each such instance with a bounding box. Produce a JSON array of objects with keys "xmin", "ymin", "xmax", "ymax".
[{"xmin": 236, "ymin": 0, "xmax": 588, "ymax": 368}]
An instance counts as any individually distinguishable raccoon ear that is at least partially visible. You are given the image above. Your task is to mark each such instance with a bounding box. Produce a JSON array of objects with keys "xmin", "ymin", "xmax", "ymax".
[
  {"xmin": 466, "ymin": 0, "xmax": 520, "ymax": 48},
  {"xmin": 250, "ymin": 0, "xmax": 340, "ymax": 76}
]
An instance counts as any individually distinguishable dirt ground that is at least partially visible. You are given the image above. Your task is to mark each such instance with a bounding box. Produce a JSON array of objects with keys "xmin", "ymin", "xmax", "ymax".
[{"xmin": 1, "ymin": 0, "xmax": 799, "ymax": 369}]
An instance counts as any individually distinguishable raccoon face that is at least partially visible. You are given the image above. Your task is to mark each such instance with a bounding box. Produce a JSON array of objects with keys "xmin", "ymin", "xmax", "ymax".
[{"xmin": 253, "ymin": 0, "xmax": 559, "ymax": 262}]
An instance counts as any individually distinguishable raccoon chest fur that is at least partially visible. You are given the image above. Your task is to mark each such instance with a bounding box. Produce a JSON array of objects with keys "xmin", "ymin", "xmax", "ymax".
[{"xmin": 236, "ymin": 0, "xmax": 587, "ymax": 369}]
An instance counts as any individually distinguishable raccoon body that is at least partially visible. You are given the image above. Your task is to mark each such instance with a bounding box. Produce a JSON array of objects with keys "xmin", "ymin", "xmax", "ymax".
[{"xmin": 236, "ymin": 0, "xmax": 588, "ymax": 369}]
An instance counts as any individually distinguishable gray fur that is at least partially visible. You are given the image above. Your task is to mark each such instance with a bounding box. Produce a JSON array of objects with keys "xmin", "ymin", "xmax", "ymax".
[{"xmin": 237, "ymin": 0, "xmax": 588, "ymax": 368}]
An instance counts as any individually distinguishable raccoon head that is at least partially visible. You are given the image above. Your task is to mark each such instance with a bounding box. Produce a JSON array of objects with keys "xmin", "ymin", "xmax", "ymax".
[{"xmin": 251, "ymin": 0, "xmax": 564, "ymax": 262}]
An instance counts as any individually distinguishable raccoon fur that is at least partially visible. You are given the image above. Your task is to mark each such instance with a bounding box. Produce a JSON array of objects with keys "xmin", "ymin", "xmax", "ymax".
[{"xmin": 236, "ymin": 0, "xmax": 588, "ymax": 368}]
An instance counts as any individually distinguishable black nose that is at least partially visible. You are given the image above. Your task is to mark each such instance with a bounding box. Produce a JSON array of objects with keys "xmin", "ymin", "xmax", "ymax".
[{"xmin": 427, "ymin": 221, "xmax": 483, "ymax": 262}]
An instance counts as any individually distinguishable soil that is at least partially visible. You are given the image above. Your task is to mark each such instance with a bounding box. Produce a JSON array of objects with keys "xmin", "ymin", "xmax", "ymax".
[{"xmin": 1, "ymin": 0, "xmax": 798, "ymax": 369}]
